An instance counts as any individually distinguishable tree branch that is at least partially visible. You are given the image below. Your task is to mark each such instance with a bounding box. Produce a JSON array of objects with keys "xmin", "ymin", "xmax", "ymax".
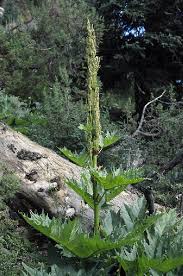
[
  {"xmin": 160, "ymin": 149, "xmax": 183, "ymax": 174},
  {"xmin": 132, "ymin": 90, "xmax": 166, "ymax": 137}
]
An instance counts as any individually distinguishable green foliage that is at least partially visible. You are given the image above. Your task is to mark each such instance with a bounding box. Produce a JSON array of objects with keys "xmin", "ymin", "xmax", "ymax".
[
  {"xmin": 0, "ymin": 215, "xmax": 41, "ymax": 276},
  {"xmin": 22, "ymin": 21, "xmax": 149, "ymax": 276},
  {"xmin": 22, "ymin": 263, "xmax": 103, "ymax": 276},
  {"xmin": 22, "ymin": 201, "xmax": 161, "ymax": 258},
  {"xmin": 0, "ymin": 90, "xmax": 43, "ymax": 134},
  {"xmin": 23, "ymin": 263, "xmax": 74, "ymax": 276},
  {"xmin": 0, "ymin": 0, "xmax": 103, "ymax": 100},
  {"xmin": 100, "ymin": 131, "xmax": 121, "ymax": 149},
  {"xmin": 0, "ymin": 85, "xmax": 86, "ymax": 151},
  {"xmin": 91, "ymin": 168, "xmax": 145, "ymax": 203},
  {"xmin": 20, "ymin": 12, "xmax": 183, "ymax": 276},
  {"xmin": 0, "ymin": 164, "xmax": 41, "ymax": 276},
  {"xmin": 66, "ymin": 178, "xmax": 94, "ymax": 209},
  {"xmin": 117, "ymin": 199, "xmax": 183, "ymax": 275},
  {"xmin": 29, "ymin": 79, "xmax": 86, "ymax": 150},
  {"xmin": 0, "ymin": 163, "xmax": 20, "ymax": 204},
  {"xmin": 59, "ymin": 148, "xmax": 90, "ymax": 168},
  {"xmin": 22, "ymin": 197, "xmax": 183, "ymax": 275},
  {"xmin": 92, "ymin": 168, "xmax": 145, "ymax": 190}
]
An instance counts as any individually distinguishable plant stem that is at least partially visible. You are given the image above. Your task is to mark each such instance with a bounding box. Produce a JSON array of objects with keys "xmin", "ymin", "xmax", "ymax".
[
  {"xmin": 93, "ymin": 180, "xmax": 100, "ymax": 235},
  {"xmin": 86, "ymin": 20, "xmax": 101, "ymax": 235},
  {"xmin": 92, "ymin": 154, "xmax": 100, "ymax": 235}
]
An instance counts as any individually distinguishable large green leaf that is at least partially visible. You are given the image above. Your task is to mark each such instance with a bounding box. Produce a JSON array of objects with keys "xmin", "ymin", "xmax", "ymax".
[
  {"xmin": 22, "ymin": 212, "xmax": 81, "ymax": 246},
  {"xmin": 140, "ymin": 255, "xmax": 183, "ymax": 273},
  {"xmin": 119, "ymin": 255, "xmax": 183, "ymax": 274},
  {"xmin": 59, "ymin": 147, "xmax": 90, "ymax": 168},
  {"xmin": 66, "ymin": 179, "xmax": 94, "ymax": 209},
  {"xmin": 102, "ymin": 197, "xmax": 147, "ymax": 237},
  {"xmin": 92, "ymin": 168, "xmax": 145, "ymax": 190},
  {"xmin": 118, "ymin": 206, "xmax": 183, "ymax": 275},
  {"xmin": 115, "ymin": 214, "xmax": 162, "ymax": 248},
  {"xmin": 22, "ymin": 212, "xmax": 161, "ymax": 259}
]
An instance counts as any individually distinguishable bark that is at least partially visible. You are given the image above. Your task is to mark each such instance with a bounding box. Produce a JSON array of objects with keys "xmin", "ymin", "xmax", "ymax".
[{"xmin": 0, "ymin": 123, "xmax": 138, "ymax": 223}]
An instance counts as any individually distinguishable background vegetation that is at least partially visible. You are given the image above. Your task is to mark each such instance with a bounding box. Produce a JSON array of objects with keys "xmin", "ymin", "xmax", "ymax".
[{"xmin": 0, "ymin": 0, "xmax": 183, "ymax": 274}]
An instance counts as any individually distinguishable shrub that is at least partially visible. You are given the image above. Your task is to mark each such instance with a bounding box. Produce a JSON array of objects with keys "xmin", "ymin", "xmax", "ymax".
[
  {"xmin": 0, "ymin": 0, "xmax": 103, "ymax": 100},
  {"xmin": 29, "ymin": 74, "xmax": 86, "ymax": 151}
]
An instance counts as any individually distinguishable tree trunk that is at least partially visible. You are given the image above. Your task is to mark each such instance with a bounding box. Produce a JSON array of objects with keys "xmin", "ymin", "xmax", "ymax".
[{"xmin": 0, "ymin": 123, "xmax": 138, "ymax": 224}]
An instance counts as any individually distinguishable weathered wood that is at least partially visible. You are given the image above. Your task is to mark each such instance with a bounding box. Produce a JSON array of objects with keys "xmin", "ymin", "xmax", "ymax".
[{"xmin": 0, "ymin": 123, "xmax": 138, "ymax": 223}]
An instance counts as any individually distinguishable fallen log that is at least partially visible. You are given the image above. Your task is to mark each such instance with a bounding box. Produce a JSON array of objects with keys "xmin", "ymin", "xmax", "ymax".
[{"xmin": 0, "ymin": 123, "xmax": 139, "ymax": 224}]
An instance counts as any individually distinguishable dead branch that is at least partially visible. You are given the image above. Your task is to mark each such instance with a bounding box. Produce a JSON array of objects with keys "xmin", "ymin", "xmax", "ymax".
[
  {"xmin": 160, "ymin": 149, "xmax": 183, "ymax": 174},
  {"xmin": 132, "ymin": 90, "xmax": 166, "ymax": 137}
]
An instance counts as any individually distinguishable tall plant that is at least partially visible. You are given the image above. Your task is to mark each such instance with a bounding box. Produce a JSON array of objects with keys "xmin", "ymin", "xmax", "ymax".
[
  {"xmin": 86, "ymin": 19, "xmax": 101, "ymax": 234},
  {"xmin": 22, "ymin": 20, "xmax": 183, "ymax": 276},
  {"xmin": 22, "ymin": 19, "xmax": 160, "ymax": 262},
  {"xmin": 60, "ymin": 20, "xmax": 146, "ymax": 235}
]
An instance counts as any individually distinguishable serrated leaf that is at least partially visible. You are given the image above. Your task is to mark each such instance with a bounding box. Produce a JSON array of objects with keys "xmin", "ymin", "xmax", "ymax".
[
  {"xmin": 22, "ymin": 263, "xmax": 80, "ymax": 276},
  {"xmin": 59, "ymin": 147, "xmax": 89, "ymax": 167},
  {"xmin": 115, "ymin": 213, "xmax": 162, "ymax": 249},
  {"xmin": 21, "ymin": 212, "xmax": 80, "ymax": 245},
  {"xmin": 66, "ymin": 179, "xmax": 94, "ymax": 209},
  {"xmin": 22, "ymin": 263, "xmax": 103, "ymax": 276},
  {"xmin": 119, "ymin": 255, "xmax": 183, "ymax": 274},
  {"xmin": 100, "ymin": 131, "xmax": 121, "ymax": 149},
  {"xmin": 92, "ymin": 169, "xmax": 145, "ymax": 190},
  {"xmin": 22, "ymin": 211, "xmax": 161, "ymax": 259},
  {"xmin": 149, "ymin": 256, "xmax": 183, "ymax": 272},
  {"xmin": 139, "ymin": 255, "xmax": 183, "ymax": 273}
]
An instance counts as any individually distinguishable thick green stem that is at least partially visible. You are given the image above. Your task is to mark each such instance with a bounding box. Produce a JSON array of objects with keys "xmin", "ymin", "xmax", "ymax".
[
  {"xmin": 93, "ymin": 154, "xmax": 100, "ymax": 235},
  {"xmin": 93, "ymin": 198, "xmax": 100, "ymax": 235}
]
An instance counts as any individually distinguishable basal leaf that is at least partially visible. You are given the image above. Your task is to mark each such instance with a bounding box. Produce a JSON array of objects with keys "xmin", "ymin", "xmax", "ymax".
[
  {"xmin": 133, "ymin": 255, "xmax": 183, "ymax": 274},
  {"xmin": 114, "ymin": 213, "xmax": 162, "ymax": 249},
  {"xmin": 22, "ymin": 212, "xmax": 161, "ymax": 259},
  {"xmin": 23, "ymin": 263, "xmax": 103, "ymax": 276},
  {"xmin": 149, "ymin": 256, "xmax": 183, "ymax": 272},
  {"xmin": 21, "ymin": 212, "xmax": 80, "ymax": 246}
]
